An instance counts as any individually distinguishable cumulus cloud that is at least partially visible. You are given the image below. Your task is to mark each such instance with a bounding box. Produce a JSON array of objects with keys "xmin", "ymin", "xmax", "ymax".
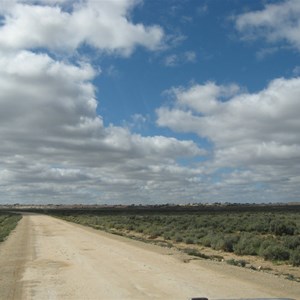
[
  {"xmin": 2, "ymin": 0, "xmax": 298, "ymax": 204},
  {"xmin": 0, "ymin": 50, "xmax": 99, "ymax": 140},
  {"xmin": 157, "ymin": 78, "xmax": 300, "ymax": 202},
  {"xmin": 0, "ymin": 0, "xmax": 208, "ymax": 204},
  {"xmin": 235, "ymin": 0, "xmax": 300, "ymax": 52},
  {"xmin": 0, "ymin": 0, "xmax": 164, "ymax": 55},
  {"xmin": 165, "ymin": 82, "xmax": 240, "ymax": 113},
  {"xmin": 0, "ymin": 49, "xmax": 205, "ymax": 204}
]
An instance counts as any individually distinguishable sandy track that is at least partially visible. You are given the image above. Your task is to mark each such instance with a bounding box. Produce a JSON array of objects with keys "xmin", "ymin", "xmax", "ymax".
[{"xmin": 0, "ymin": 214, "xmax": 299, "ymax": 300}]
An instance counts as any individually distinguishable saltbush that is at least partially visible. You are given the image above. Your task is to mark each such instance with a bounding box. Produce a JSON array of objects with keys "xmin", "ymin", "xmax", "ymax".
[
  {"xmin": 260, "ymin": 245, "xmax": 290, "ymax": 261},
  {"xmin": 269, "ymin": 219, "xmax": 296, "ymax": 236},
  {"xmin": 234, "ymin": 233, "xmax": 261, "ymax": 255},
  {"xmin": 289, "ymin": 248, "xmax": 300, "ymax": 266}
]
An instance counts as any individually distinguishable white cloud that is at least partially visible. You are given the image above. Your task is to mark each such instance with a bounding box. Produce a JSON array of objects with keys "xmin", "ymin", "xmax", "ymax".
[
  {"xmin": 0, "ymin": 1, "xmax": 209, "ymax": 204},
  {"xmin": 0, "ymin": 49, "xmax": 205, "ymax": 204},
  {"xmin": 2, "ymin": 0, "xmax": 298, "ymax": 204},
  {"xmin": 157, "ymin": 77, "xmax": 300, "ymax": 202},
  {"xmin": 158, "ymin": 78, "xmax": 300, "ymax": 148},
  {"xmin": 166, "ymin": 81, "xmax": 240, "ymax": 114},
  {"xmin": 235, "ymin": 0, "xmax": 300, "ymax": 52},
  {"xmin": 0, "ymin": 0, "xmax": 164, "ymax": 55},
  {"xmin": 164, "ymin": 51, "xmax": 197, "ymax": 67}
]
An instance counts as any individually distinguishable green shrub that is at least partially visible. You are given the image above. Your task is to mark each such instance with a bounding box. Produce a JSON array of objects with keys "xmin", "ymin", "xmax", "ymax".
[
  {"xmin": 210, "ymin": 233, "xmax": 228, "ymax": 250},
  {"xmin": 163, "ymin": 232, "xmax": 172, "ymax": 240},
  {"xmin": 269, "ymin": 220, "xmax": 296, "ymax": 235},
  {"xmin": 289, "ymin": 248, "xmax": 300, "ymax": 266},
  {"xmin": 234, "ymin": 233, "xmax": 261, "ymax": 255},
  {"xmin": 185, "ymin": 237, "xmax": 195, "ymax": 244},
  {"xmin": 174, "ymin": 235, "xmax": 183, "ymax": 243},
  {"xmin": 283, "ymin": 236, "xmax": 300, "ymax": 250},
  {"xmin": 260, "ymin": 245, "xmax": 290, "ymax": 261},
  {"xmin": 183, "ymin": 248, "xmax": 209, "ymax": 259},
  {"xmin": 200, "ymin": 235, "xmax": 212, "ymax": 247},
  {"xmin": 226, "ymin": 259, "xmax": 247, "ymax": 267},
  {"xmin": 217, "ymin": 235, "xmax": 239, "ymax": 252}
]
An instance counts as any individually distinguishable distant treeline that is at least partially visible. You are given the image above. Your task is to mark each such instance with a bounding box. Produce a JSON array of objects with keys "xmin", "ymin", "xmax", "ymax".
[{"xmin": 18, "ymin": 203, "xmax": 300, "ymax": 215}]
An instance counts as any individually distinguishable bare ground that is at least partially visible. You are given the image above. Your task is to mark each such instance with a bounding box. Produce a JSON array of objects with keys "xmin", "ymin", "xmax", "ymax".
[{"xmin": 0, "ymin": 214, "xmax": 299, "ymax": 300}]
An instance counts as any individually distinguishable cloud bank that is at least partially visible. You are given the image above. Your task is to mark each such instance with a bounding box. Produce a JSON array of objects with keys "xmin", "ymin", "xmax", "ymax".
[
  {"xmin": 0, "ymin": 0, "xmax": 206, "ymax": 204},
  {"xmin": 0, "ymin": 0, "xmax": 299, "ymax": 204},
  {"xmin": 157, "ymin": 78, "xmax": 300, "ymax": 202}
]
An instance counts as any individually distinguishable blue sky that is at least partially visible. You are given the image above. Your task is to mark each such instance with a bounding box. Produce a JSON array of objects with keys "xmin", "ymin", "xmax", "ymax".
[
  {"xmin": 97, "ymin": 1, "xmax": 298, "ymax": 128},
  {"xmin": 0, "ymin": 0, "xmax": 299, "ymax": 204}
]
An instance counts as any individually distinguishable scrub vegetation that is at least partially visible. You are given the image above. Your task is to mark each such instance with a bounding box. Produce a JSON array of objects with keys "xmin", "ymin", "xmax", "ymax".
[
  {"xmin": 48, "ymin": 205, "xmax": 300, "ymax": 267},
  {"xmin": 0, "ymin": 212, "xmax": 22, "ymax": 242}
]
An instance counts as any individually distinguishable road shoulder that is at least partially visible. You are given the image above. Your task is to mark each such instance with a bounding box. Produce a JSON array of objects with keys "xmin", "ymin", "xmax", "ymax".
[{"xmin": 0, "ymin": 215, "xmax": 34, "ymax": 300}]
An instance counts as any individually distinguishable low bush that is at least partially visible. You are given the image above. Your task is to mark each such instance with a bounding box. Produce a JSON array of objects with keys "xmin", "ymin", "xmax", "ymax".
[
  {"xmin": 260, "ymin": 245, "xmax": 290, "ymax": 261},
  {"xmin": 174, "ymin": 235, "xmax": 183, "ymax": 243},
  {"xmin": 214, "ymin": 234, "xmax": 238, "ymax": 252},
  {"xmin": 283, "ymin": 236, "xmax": 300, "ymax": 250},
  {"xmin": 289, "ymin": 249, "xmax": 300, "ymax": 266},
  {"xmin": 269, "ymin": 219, "xmax": 296, "ymax": 236},
  {"xmin": 183, "ymin": 248, "xmax": 209, "ymax": 259},
  {"xmin": 234, "ymin": 233, "xmax": 262, "ymax": 255},
  {"xmin": 226, "ymin": 259, "xmax": 247, "ymax": 267},
  {"xmin": 185, "ymin": 237, "xmax": 196, "ymax": 244}
]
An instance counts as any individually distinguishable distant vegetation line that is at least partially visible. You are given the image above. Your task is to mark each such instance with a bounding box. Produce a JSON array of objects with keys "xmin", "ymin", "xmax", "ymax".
[
  {"xmin": 0, "ymin": 212, "xmax": 22, "ymax": 242},
  {"xmin": 46, "ymin": 205, "xmax": 300, "ymax": 267}
]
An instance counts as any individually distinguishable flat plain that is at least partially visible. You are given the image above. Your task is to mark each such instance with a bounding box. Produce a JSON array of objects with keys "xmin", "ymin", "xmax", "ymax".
[{"xmin": 0, "ymin": 212, "xmax": 299, "ymax": 300}]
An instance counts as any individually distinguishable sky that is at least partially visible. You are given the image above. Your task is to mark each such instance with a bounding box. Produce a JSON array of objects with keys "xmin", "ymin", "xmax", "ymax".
[{"xmin": 0, "ymin": 0, "xmax": 299, "ymax": 205}]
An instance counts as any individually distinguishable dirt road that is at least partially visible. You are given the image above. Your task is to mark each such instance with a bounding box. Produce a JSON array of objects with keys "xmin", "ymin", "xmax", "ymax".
[{"xmin": 0, "ymin": 214, "xmax": 299, "ymax": 300}]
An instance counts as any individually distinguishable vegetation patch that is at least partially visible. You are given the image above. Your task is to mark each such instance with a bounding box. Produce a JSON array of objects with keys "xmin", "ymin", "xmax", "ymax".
[
  {"xmin": 226, "ymin": 258, "xmax": 248, "ymax": 267},
  {"xmin": 183, "ymin": 248, "xmax": 210, "ymax": 259},
  {"xmin": 0, "ymin": 212, "xmax": 22, "ymax": 242},
  {"xmin": 48, "ymin": 206, "xmax": 300, "ymax": 267}
]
